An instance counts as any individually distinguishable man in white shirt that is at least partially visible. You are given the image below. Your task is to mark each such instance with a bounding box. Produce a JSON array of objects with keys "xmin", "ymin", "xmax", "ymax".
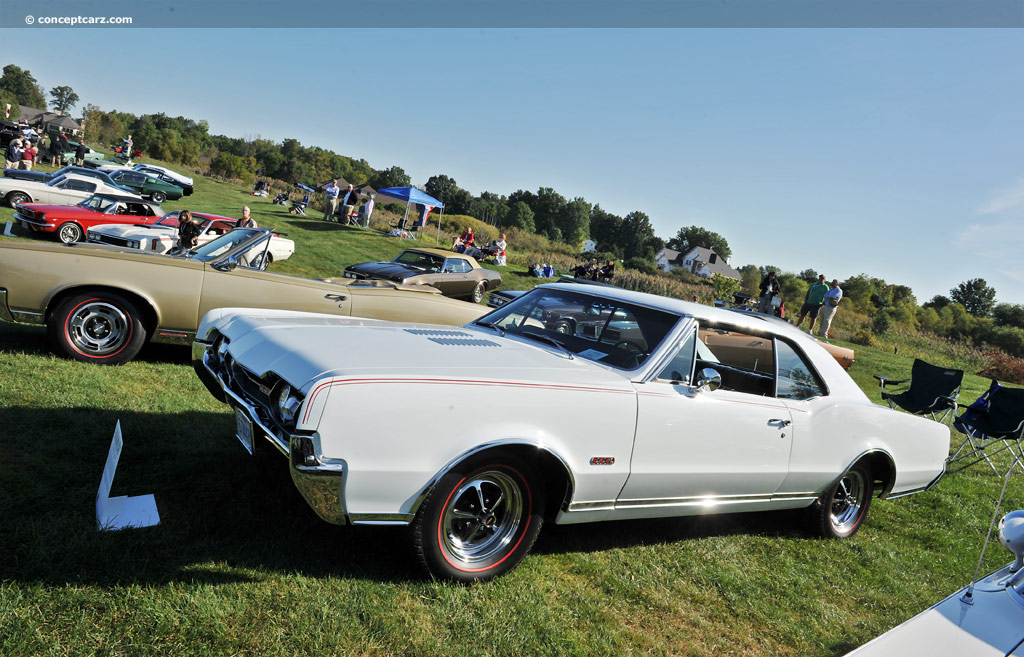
[
  {"xmin": 818, "ymin": 279, "xmax": 843, "ymax": 338},
  {"xmin": 323, "ymin": 179, "xmax": 340, "ymax": 222}
]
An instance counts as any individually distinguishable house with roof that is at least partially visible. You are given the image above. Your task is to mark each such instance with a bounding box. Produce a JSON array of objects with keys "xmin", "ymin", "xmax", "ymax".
[
  {"xmin": 18, "ymin": 105, "xmax": 83, "ymax": 137},
  {"xmin": 655, "ymin": 246, "xmax": 741, "ymax": 281}
]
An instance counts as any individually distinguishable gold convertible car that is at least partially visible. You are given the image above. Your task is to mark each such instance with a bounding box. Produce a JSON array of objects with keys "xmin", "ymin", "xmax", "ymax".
[{"xmin": 0, "ymin": 228, "xmax": 487, "ymax": 365}]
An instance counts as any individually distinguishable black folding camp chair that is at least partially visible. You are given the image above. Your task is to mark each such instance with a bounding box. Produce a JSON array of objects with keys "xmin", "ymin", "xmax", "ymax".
[
  {"xmin": 874, "ymin": 358, "xmax": 964, "ymax": 424},
  {"xmin": 949, "ymin": 380, "xmax": 1024, "ymax": 475}
]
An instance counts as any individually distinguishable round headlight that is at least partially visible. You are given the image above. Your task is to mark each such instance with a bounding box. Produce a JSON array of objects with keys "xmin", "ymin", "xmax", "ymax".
[{"xmin": 276, "ymin": 383, "xmax": 303, "ymax": 425}]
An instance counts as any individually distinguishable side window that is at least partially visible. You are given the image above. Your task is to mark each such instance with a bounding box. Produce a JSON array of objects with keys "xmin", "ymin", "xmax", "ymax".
[
  {"xmin": 696, "ymin": 326, "xmax": 774, "ymax": 396},
  {"xmin": 445, "ymin": 259, "xmax": 470, "ymax": 274},
  {"xmin": 776, "ymin": 340, "xmax": 826, "ymax": 400},
  {"xmin": 656, "ymin": 330, "xmax": 696, "ymax": 384}
]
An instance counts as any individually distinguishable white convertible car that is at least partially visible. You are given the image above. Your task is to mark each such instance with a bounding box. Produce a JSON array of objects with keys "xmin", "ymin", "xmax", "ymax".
[
  {"xmin": 0, "ymin": 172, "xmax": 140, "ymax": 208},
  {"xmin": 193, "ymin": 283, "xmax": 950, "ymax": 581},
  {"xmin": 87, "ymin": 210, "xmax": 295, "ymax": 264}
]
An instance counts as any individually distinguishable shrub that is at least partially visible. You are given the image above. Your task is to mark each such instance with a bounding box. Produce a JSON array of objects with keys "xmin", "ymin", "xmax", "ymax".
[
  {"xmin": 979, "ymin": 351, "xmax": 1024, "ymax": 385},
  {"xmin": 851, "ymin": 329, "xmax": 876, "ymax": 346},
  {"xmin": 624, "ymin": 257, "xmax": 656, "ymax": 274},
  {"xmin": 871, "ymin": 311, "xmax": 893, "ymax": 335}
]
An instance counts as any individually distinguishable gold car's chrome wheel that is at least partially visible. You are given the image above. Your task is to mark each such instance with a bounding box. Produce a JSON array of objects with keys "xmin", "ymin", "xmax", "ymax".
[
  {"xmin": 48, "ymin": 292, "xmax": 147, "ymax": 365},
  {"xmin": 67, "ymin": 300, "xmax": 131, "ymax": 356}
]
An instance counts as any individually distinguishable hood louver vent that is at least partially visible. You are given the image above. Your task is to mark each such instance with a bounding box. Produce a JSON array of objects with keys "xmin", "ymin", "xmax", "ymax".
[
  {"xmin": 427, "ymin": 338, "xmax": 500, "ymax": 348},
  {"xmin": 404, "ymin": 329, "xmax": 472, "ymax": 337}
]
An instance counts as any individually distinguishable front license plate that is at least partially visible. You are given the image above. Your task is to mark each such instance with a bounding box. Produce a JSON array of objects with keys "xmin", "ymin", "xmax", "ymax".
[{"xmin": 235, "ymin": 408, "xmax": 254, "ymax": 455}]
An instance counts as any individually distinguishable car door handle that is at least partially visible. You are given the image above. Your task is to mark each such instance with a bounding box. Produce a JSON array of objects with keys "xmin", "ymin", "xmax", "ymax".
[
  {"xmin": 769, "ymin": 418, "xmax": 791, "ymax": 426},
  {"xmin": 325, "ymin": 294, "xmax": 348, "ymax": 302}
]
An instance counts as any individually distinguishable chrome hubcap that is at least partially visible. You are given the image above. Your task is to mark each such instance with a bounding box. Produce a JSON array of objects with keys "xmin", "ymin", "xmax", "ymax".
[
  {"xmin": 831, "ymin": 470, "xmax": 865, "ymax": 533},
  {"xmin": 68, "ymin": 302, "xmax": 129, "ymax": 355},
  {"xmin": 442, "ymin": 470, "xmax": 524, "ymax": 565},
  {"xmin": 59, "ymin": 225, "xmax": 80, "ymax": 242}
]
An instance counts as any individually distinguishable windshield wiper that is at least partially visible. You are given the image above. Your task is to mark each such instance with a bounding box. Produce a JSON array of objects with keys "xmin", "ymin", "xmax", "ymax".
[
  {"xmin": 520, "ymin": 329, "xmax": 574, "ymax": 360},
  {"xmin": 476, "ymin": 320, "xmax": 505, "ymax": 337}
]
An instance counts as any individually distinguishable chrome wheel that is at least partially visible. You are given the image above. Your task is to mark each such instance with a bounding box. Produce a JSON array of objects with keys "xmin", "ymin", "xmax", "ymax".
[
  {"xmin": 7, "ymin": 191, "xmax": 28, "ymax": 207},
  {"xmin": 470, "ymin": 281, "xmax": 486, "ymax": 304},
  {"xmin": 57, "ymin": 222, "xmax": 82, "ymax": 243},
  {"xmin": 830, "ymin": 467, "xmax": 868, "ymax": 536},
  {"xmin": 67, "ymin": 300, "xmax": 131, "ymax": 356},
  {"xmin": 441, "ymin": 469, "xmax": 524, "ymax": 566},
  {"xmin": 150, "ymin": 191, "xmax": 166, "ymax": 203}
]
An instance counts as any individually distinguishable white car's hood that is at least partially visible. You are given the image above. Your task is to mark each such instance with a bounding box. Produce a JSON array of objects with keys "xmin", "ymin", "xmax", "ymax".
[
  {"xmin": 90, "ymin": 223, "xmax": 173, "ymax": 238},
  {"xmin": 204, "ymin": 308, "xmax": 633, "ymax": 393}
]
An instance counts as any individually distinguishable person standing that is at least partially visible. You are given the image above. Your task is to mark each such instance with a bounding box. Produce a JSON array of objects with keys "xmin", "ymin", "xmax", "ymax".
[
  {"xmin": 323, "ymin": 179, "xmax": 340, "ymax": 221},
  {"xmin": 758, "ymin": 271, "xmax": 781, "ymax": 314},
  {"xmin": 796, "ymin": 274, "xmax": 830, "ymax": 333},
  {"xmin": 493, "ymin": 233, "xmax": 507, "ymax": 266},
  {"xmin": 5, "ymin": 136, "xmax": 22, "ymax": 170},
  {"xmin": 818, "ymin": 279, "xmax": 843, "ymax": 338},
  {"xmin": 74, "ymin": 139, "xmax": 88, "ymax": 167},
  {"xmin": 340, "ymin": 184, "xmax": 358, "ymax": 225},
  {"xmin": 125, "ymin": 134, "xmax": 133, "ymax": 158},
  {"xmin": 236, "ymin": 205, "xmax": 257, "ymax": 228},
  {"xmin": 20, "ymin": 140, "xmax": 36, "ymax": 170},
  {"xmin": 176, "ymin": 210, "xmax": 201, "ymax": 250},
  {"xmin": 362, "ymin": 195, "xmax": 374, "ymax": 227}
]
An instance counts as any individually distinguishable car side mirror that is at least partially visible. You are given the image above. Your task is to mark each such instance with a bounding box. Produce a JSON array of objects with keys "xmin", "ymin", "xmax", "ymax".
[
  {"xmin": 213, "ymin": 259, "xmax": 238, "ymax": 272},
  {"xmin": 691, "ymin": 368, "xmax": 722, "ymax": 394}
]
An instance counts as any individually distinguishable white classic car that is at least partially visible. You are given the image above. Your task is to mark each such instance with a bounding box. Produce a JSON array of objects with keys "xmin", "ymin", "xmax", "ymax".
[
  {"xmin": 0, "ymin": 172, "xmax": 141, "ymax": 208},
  {"xmin": 87, "ymin": 211, "xmax": 295, "ymax": 264},
  {"xmin": 193, "ymin": 283, "xmax": 951, "ymax": 581}
]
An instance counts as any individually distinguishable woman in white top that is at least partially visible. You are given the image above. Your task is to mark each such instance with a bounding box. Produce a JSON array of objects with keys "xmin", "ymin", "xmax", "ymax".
[{"xmin": 493, "ymin": 233, "xmax": 507, "ymax": 266}]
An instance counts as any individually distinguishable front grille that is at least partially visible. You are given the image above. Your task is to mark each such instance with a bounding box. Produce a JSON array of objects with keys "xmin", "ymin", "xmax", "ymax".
[{"xmin": 89, "ymin": 234, "xmax": 132, "ymax": 247}]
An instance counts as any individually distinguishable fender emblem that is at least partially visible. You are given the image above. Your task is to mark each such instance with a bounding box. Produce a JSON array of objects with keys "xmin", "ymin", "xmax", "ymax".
[{"xmin": 589, "ymin": 457, "xmax": 615, "ymax": 466}]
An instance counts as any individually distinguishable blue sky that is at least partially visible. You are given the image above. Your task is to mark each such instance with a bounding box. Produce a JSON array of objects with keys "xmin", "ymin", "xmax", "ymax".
[{"xmin": 9, "ymin": 29, "xmax": 1023, "ymax": 304}]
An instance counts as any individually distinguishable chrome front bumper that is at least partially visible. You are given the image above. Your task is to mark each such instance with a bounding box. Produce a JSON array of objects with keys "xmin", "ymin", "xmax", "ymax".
[{"xmin": 192, "ymin": 339, "xmax": 349, "ymax": 525}]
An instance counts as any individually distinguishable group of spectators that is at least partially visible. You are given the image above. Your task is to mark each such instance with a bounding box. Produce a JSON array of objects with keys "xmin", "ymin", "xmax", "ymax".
[
  {"xmin": 176, "ymin": 206, "xmax": 257, "ymax": 250},
  {"xmin": 573, "ymin": 258, "xmax": 615, "ymax": 282},
  {"xmin": 3, "ymin": 122, "xmax": 91, "ymax": 171},
  {"xmin": 323, "ymin": 179, "xmax": 374, "ymax": 227},
  {"xmin": 452, "ymin": 226, "xmax": 507, "ymax": 266},
  {"xmin": 759, "ymin": 271, "xmax": 843, "ymax": 338}
]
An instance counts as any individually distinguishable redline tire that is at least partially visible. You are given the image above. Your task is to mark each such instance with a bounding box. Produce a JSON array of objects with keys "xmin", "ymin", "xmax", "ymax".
[
  {"xmin": 814, "ymin": 463, "xmax": 872, "ymax": 539},
  {"xmin": 47, "ymin": 292, "xmax": 146, "ymax": 365},
  {"xmin": 413, "ymin": 454, "xmax": 545, "ymax": 582}
]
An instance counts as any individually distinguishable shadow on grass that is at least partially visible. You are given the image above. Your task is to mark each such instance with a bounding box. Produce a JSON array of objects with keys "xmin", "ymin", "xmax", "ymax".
[
  {"xmin": 0, "ymin": 406, "xmax": 418, "ymax": 587},
  {"xmin": 533, "ymin": 507, "xmax": 811, "ymax": 557},
  {"xmin": 0, "ymin": 403, "xmax": 817, "ymax": 590}
]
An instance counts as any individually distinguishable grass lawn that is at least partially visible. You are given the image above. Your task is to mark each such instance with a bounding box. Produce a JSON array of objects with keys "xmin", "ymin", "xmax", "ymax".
[{"xmin": 1, "ymin": 161, "xmax": 1022, "ymax": 656}]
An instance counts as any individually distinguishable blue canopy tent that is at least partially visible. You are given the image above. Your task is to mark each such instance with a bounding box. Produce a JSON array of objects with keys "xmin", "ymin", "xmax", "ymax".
[{"xmin": 377, "ymin": 186, "xmax": 445, "ymax": 241}]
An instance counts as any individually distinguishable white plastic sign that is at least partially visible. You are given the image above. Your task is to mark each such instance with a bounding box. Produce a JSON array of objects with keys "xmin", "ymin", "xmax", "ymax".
[{"xmin": 96, "ymin": 421, "xmax": 160, "ymax": 531}]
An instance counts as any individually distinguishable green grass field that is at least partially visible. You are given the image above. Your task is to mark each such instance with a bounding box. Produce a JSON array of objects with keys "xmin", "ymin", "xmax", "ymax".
[{"xmin": 1, "ymin": 160, "xmax": 1022, "ymax": 656}]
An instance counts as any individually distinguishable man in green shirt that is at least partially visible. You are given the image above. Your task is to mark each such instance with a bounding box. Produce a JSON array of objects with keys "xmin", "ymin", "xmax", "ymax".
[{"xmin": 796, "ymin": 273, "xmax": 830, "ymax": 333}]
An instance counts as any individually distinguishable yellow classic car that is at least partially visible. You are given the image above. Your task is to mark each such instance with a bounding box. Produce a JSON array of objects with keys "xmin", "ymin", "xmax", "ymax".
[{"xmin": 0, "ymin": 228, "xmax": 487, "ymax": 365}]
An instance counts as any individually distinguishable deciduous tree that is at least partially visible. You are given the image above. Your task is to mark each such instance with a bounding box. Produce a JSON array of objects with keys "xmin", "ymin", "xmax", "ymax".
[
  {"xmin": 48, "ymin": 85, "xmax": 79, "ymax": 114},
  {"xmin": 667, "ymin": 225, "xmax": 732, "ymax": 261},
  {"xmin": 0, "ymin": 65, "xmax": 45, "ymax": 108},
  {"xmin": 950, "ymin": 278, "xmax": 997, "ymax": 317}
]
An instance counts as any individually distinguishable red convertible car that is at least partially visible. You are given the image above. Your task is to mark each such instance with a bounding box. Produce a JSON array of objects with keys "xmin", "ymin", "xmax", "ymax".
[{"xmin": 16, "ymin": 193, "xmax": 166, "ymax": 244}]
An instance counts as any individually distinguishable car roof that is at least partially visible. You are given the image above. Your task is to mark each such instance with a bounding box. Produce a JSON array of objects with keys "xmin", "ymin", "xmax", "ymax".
[
  {"xmin": 402, "ymin": 247, "xmax": 481, "ymax": 267},
  {"xmin": 89, "ymin": 193, "xmax": 156, "ymax": 204},
  {"xmin": 535, "ymin": 282, "xmax": 814, "ymax": 340}
]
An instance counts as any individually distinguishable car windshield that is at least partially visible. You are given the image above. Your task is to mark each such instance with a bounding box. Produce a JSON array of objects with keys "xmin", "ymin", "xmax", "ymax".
[
  {"xmin": 76, "ymin": 195, "xmax": 119, "ymax": 212},
  {"xmin": 187, "ymin": 228, "xmax": 262, "ymax": 261},
  {"xmin": 394, "ymin": 250, "xmax": 444, "ymax": 272},
  {"xmin": 46, "ymin": 174, "xmax": 68, "ymax": 187},
  {"xmin": 476, "ymin": 288, "xmax": 680, "ymax": 370}
]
